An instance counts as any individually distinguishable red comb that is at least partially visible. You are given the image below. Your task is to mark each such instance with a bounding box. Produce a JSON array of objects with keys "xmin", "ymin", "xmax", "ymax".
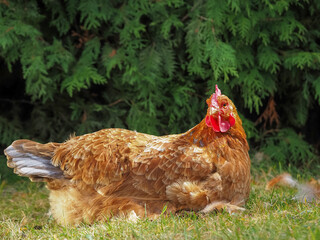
[{"xmin": 210, "ymin": 85, "xmax": 221, "ymax": 107}]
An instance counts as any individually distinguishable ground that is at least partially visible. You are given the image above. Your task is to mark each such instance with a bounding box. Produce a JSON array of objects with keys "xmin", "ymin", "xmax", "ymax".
[{"xmin": 0, "ymin": 157, "xmax": 319, "ymax": 239}]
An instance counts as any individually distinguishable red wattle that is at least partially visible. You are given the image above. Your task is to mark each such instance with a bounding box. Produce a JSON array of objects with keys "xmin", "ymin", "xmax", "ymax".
[
  {"xmin": 229, "ymin": 114, "xmax": 235, "ymax": 127},
  {"xmin": 206, "ymin": 115, "xmax": 220, "ymax": 132},
  {"xmin": 206, "ymin": 114, "xmax": 235, "ymax": 132},
  {"xmin": 211, "ymin": 116, "xmax": 221, "ymax": 132}
]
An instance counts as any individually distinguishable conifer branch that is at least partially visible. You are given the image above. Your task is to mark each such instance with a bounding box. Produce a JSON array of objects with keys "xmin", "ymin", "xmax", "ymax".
[
  {"xmin": 0, "ymin": 0, "xmax": 318, "ymax": 166},
  {"xmin": 108, "ymin": 99, "xmax": 124, "ymax": 107}
]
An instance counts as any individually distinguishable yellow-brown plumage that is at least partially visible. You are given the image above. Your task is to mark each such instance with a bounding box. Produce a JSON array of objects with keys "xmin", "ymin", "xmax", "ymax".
[{"xmin": 4, "ymin": 86, "xmax": 251, "ymax": 225}]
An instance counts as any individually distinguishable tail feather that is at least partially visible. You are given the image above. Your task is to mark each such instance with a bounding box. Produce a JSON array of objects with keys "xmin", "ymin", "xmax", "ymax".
[{"xmin": 4, "ymin": 140, "xmax": 64, "ymax": 182}]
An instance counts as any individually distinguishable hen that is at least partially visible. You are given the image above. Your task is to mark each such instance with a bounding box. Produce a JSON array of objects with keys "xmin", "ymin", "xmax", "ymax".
[{"xmin": 4, "ymin": 85, "xmax": 251, "ymax": 225}]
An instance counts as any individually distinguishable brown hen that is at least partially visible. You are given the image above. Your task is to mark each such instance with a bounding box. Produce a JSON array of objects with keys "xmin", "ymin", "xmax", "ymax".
[{"xmin": 4, "ymin": 85, "xmax": 251, "ymax": 225}]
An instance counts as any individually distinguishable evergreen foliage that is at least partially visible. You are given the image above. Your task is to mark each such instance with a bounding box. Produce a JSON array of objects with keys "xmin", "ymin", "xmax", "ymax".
[{"xmin": 0, "ymin": 0, "xmax": 319, "ymax": 169}]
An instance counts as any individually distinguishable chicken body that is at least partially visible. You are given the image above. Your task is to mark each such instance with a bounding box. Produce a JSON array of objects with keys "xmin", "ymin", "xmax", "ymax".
[{"xmin": 4, "ymin": 88, "xmax": 251, "ymax": 225}]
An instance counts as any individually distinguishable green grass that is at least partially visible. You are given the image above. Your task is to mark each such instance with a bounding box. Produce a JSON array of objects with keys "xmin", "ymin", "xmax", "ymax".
[{"xmin": 1, "ymin": 169, "xmax": 320, "ymax": 240}]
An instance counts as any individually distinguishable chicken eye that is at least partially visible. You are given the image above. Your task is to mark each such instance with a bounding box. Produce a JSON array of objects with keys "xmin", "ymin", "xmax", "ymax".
[{"xmin": 222, "ymin": 102, "xmax": 228, "ymax": 107}]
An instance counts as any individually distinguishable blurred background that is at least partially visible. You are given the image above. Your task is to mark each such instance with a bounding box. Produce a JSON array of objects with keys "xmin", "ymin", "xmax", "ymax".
[{"xmin": 0, "ymin": 0, "xmax": 319, "ymax": 183}]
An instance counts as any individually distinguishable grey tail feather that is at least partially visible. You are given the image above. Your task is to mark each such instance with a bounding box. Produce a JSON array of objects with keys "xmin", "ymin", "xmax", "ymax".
[{"xmin": 4, "ymin": 144, "xmax": 64, "ymax": 182}]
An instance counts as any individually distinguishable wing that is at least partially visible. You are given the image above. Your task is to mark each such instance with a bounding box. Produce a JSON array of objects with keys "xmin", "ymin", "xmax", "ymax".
[
  {"xmin": 129, "ymin": 135, "xmax": 216, "ymax": 197},
  {"xmin": 52, "ymin": 128, "xmax": 153, "ymax": 185},
  {"xmin": 52, "ymin": 129, "xmax": 217, "ymax": 202}
]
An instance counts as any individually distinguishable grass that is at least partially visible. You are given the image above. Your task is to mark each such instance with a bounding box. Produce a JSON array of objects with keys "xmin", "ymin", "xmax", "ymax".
[{"xmin": 1, "ymin": 156, "xmax": 320, "ymax": 239}]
